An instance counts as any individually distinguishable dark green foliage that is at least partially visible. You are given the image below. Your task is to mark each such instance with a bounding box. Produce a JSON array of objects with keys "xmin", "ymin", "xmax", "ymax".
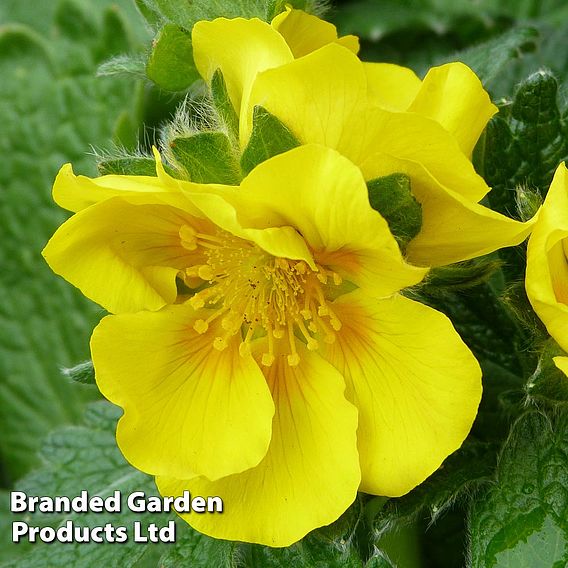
[
  {"xmin": 476, "ymin": 70, "xmax": 568, "ymax": 216},
  {"xmin": 469, "ymin": 412, "xmax": 568, "ymax": 567}
]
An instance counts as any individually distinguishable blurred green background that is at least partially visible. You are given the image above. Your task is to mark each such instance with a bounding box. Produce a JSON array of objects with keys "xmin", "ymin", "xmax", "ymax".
[{"xmin": 1, "ymin": 0, "xmax": 567, "ymax": 566}]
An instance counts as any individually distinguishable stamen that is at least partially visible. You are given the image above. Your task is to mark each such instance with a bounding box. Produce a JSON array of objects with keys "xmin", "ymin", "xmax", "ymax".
[
  {"xmin": 287, "ymin": 322, "xmax": 300, "ymax": 366},
  {"xmin": 179, "ymin": 225, "xmax": 198, "ymax": 250},
  {"xmin": 183, "ymin": 230, "xmax": 346, "ymax": 363},
  {"xmin": 262, "ymin": 324, "xmax": 276, "ymax": 367},
  {"xmin": 239, "ymin": 326, "xmax": 255, "ymax": 358},
  {"xmin": 213, "ymin": 336, "xmax": 228, "ymax": 351}
]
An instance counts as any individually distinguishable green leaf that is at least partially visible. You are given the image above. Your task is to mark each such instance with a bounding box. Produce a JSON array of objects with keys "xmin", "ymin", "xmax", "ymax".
[
  {"xmin": 159, "ymin": 530, "xmax": 239, "ymax": 568},
  {"xmin": 146, "ymin": 24, "xmax": 200, "ymax": 91},
  {"xmin": 97, "ymin": 6, "xmax": 136, "ymax": 61},
  {"xmin": 240, "ymin": 106, "xmax": 300, "ymax": 175},
  {"xmin": 169, "ymin": 132, "xmax": 241, "ymax": 184},
  {"xmin": 480, "ymin": 69, "xmax": 568, "ymax": 217},
  {"xmin": 142, "ymin": 0, "xmax": 275, "ymax": 27},
  {"xmin": 3, "ymin": 402, "xmax": 219, "ymax": 567},
  {"xmin": 469, "ymin": 411, "xmax": 568, "ymax": 567},
  {"xmin": 0, "ymin": 491, "xmax": 33, "ymax": 564},
  {"xmin": 443, "ymin": 27, "xmax": 538, "ymax": 86},
  {"xmin": 54, "ymin": 0, "xmax": 98, "ymax": 42},
  {"xmin": 211, "ymin": 69, "xmax": 239, "ymax": 141},
  {"xmin": 0, "ymin": 1, "xmax": 143, "ymax": 483},
  {"xmin": 366, "ymin": 173, "xmax": 422, "ymax": 250},
  {"xmin": 135, "ymin": 0, "xmax": 163, "ymax": 28}
]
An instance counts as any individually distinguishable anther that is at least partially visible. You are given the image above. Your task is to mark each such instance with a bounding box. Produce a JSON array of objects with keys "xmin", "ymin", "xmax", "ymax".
[
  {"xmin": 193, "ymin": 319, "xmax": 208, "ymax": 334},
  {"xmin": 198, "ymin": 265, "xmax": 214, "ymax": 280},
  {"xmin": 318, "ymin": 305, "xmax": 330, "ymax": 316},
  {"xmin": 306, "ymin": 338, "xmax": 319, "ymax": 350},
  {"xmin": 213, "ymin": 337, "xmax": 228, "ymax": 351},
  {"xmin": 273, "ymin": 326, "xmax": 285, "ymax": 339},
  {"xmin": 287, "ymin": 353, "xmax": 300, "ymax": 366},
  {"xmin": 190, "ymin": 296, "xmax": 205, "ymax": 309},
  {"xmin": 179, "ymin": 225, "xmax": 198, "ymax": 250},
  {"xmin": 262, "ymin": 353, "xmax": 275, "ymax": 367}
]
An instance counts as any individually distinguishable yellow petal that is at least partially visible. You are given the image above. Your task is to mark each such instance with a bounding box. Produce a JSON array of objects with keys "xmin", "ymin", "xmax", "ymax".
[
  {"xmin": 553, "ymin": 356, "xmax": 568, "ymax": 377},
  {"xmin": 364, "ymin": 62, "xmax": 421, "ymax": 111},
  {"xmin": 157, "ymin": 342, "xmax": 360, "ymax": 547},
  {"xmin": 321, "ymin": 290, "xmax": 482, "ymax": 496},
  {"xmin": 271, "ymin": 8, "xmax": 359, "ymax": 58},
  {"xmin": 180, "ymin": 186, "xmax": 316, "ymax": 268},
  {"xmin": 91, "ymin": 303, "xmax": 274, "ymax": 480},
  {"xmin": 53, "ymin": 149, "xmax": 196, "ymax": 213},
  {"xmin": 360, "ymin": 152, "xmax": 535, "ymax": 266},
  {"xmin": 526, "ymin": 163, "xmax": 568, "ymax": 352},
  {"xmin": 408, "ymin": 62, "xmax": 498, "ymax": 157},
  {"xmin": 360, "ymin": 108, "xmax": 490, "ymax": 202},
  {"xmin": 337, "ymin": 34, "xmax": 360, "ymax": 53},
  {"xmin": 231, "ymin": 144, "xmax": 427, "ymax": 294},
  {"xmin": 42, "ymin": 197, "xmax": 209, "ymax": 313},
  {"xmin": 248, "ymin": 47, "xmax": 489, "ymax": 202},
  {"xmin": 192, "ymin": 18, "xmax": 292, "ymax": 122},
  {"xmin": 53, "ymin": 163, "xmax": 175, "ymax": 213},
  {"xmin": 246, "ymin": 43, "xmax": 367, "ymax": 149}
]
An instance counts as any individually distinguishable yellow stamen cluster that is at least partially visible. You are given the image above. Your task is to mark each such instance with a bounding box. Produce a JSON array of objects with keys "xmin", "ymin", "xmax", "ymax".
[{"xmin": 180, "ymin": 226, "xmax": 343, "ymax": 366}]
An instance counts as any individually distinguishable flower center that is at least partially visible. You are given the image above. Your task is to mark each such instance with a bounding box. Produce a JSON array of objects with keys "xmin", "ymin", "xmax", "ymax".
[{"xmin": 181, "ymin": 228, "xmax": 343, "ymax": 366}]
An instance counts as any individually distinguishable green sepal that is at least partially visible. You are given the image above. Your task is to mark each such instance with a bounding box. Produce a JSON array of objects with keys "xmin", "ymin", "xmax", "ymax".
[
  {"xmin": 526, "ymin": 338, "xmax": 568, "ymax": 405},
  {"xmin": 97, "ymin": 54, "xmax": 146, "ymax": 78},
  {"xmin": 515, "ymin": 183, "xmax": 543, "ymax": 222},
  {"xmin": 211, "ymin": 69, "xmax": 239, "ymax": 141},
  {"xmin": 240, "ymin": 106, "xmax": 300, "ymax": 175},
  {"xmin": 169, "ymin": 131, "xmax": 241, "ymax": 184},
  {"xmin": 500, "ymin": 280, "xmax": 548, "ymax": 340},
  {"xmin": 417, "ymin": 257, "xmax": 503, "ymax": 297},
  {"xmin": 61, "ymin": 360, "xmax": 95, "ymax": 385},
  {"xmin": 97, "ymin": 155, "xmax": 176, "ymax": 177},
  {"xmin": 366, "ymin": 173, "xmax": 422, "ymax": 250},
  {"xmin": 146, "ymin": 24, "xmax": 200, "ymax": 92}
]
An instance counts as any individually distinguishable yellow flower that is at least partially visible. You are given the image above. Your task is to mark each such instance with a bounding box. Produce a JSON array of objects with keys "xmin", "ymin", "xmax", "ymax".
[
  {"xmin": 43, "ymin": 145, "xmax": 482, "ymax": 546},
  {"xmin": 526, "ymin": 163, "xmax": 568, "ymax": 375},
  {"xmin": 192, "ymin": 14, "xmax": 535, "ymax": 267}
]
